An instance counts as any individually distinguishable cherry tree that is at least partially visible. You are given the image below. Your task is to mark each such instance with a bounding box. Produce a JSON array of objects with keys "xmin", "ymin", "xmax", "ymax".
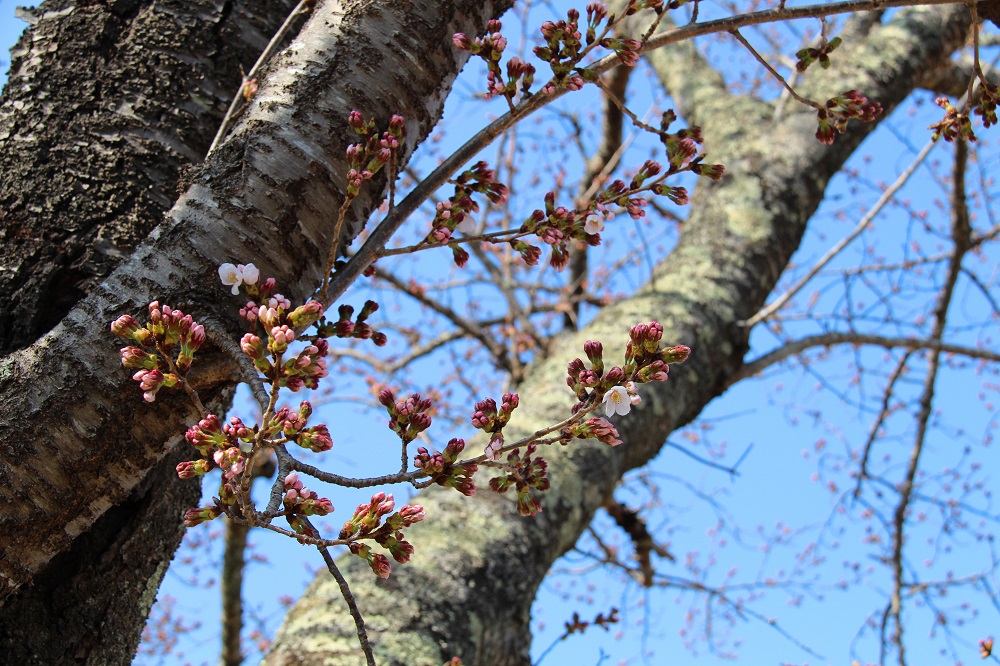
[{"xmin": 0, "ymin": 0, "xmax": 996, "ymax": 665}]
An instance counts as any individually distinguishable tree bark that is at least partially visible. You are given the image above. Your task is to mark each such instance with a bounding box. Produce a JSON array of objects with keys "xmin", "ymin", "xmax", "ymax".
[
  {"xmin": 0, "ymin": 2, "xmax": 298, "ymax": 662},
  {"xmin": 262, "ymin": 6, "xmax": 971, "ymax": 665},
  {"xmin": 0, "ymin": 0, "xmax": 512, "ymax": 662}
]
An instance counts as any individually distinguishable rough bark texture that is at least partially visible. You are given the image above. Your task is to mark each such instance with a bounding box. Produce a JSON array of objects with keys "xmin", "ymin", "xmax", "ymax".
[
  {"xmin": 0, "ymin": 2, "xmax": 297, "ymax": 662},
  {"xmin": 0, "ymin": 0, "xmax": 512, "ymax": 662},
  {"xmin": 262, "ymin": 6, "xmax": 971, "ymax": 665},
  {"xmin": 0, "ymin": 0, "xmax": 296, "ymax": 355}
]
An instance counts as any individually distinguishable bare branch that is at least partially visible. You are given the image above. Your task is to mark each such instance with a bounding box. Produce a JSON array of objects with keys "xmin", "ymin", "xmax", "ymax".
[
  {"xmin": 887, "ymin": 137, "xmax": 972, "ymax": 666},
  {"xmin": 732, "ymin": 332, "xmax": 998, "ymax": 384},
  {"xmin": 745, "ymin": 137, "xmax": 937, "ymax": 328}
]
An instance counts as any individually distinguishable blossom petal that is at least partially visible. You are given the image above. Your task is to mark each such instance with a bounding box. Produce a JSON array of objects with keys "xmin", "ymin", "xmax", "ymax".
[
  {"xmin": 584, "ymin": 213, "xmax": 604, "ymax": 234},
  {"xmin": 602, "ymin": 386, "xmax": 631, "ymax": 417},
  {"xmin": 241, "ymin": 263, "xmax": 260, "ymax": 285},
  {"xmin": 219, "ymin": 263, "xmax": 239, "ymax": 285}
]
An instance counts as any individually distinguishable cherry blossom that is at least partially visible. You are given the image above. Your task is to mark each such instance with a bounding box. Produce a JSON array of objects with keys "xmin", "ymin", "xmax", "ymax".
[
  {"xmin": 583, "ymin": 212, "xmax": 605, "ymax": 234},
  {"xmin": 602, "ymin": 385, "xmax": 631, "ymax": 417},
  {"xmin": 218, "ymin": 262, "xmax": 259, "ymax": 295}
]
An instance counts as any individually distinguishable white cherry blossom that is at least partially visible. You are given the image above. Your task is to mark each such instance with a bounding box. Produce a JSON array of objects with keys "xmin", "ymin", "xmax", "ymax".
[
  {"xmin": 218, "ymin": 263, "xmax": 243, "ymax": 295},
  {"xmin": 583, "ymin": 212, "xmax": 605, "ymax": 234},
  {"xmin": 602, "ymin": 385, "xmax": 631, "ymax": 417},
  {"xmin": 241, "ymin": 263, "xmax": 260, "ymax": 285}
]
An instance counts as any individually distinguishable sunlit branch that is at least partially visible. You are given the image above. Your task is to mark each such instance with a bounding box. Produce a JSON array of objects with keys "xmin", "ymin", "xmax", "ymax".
[
  {"xmin": 731, "ymin": 332, "xmax": 998, "ymax": 385},
  {"xmin": 324, "ymin": 0, "xmax": 967, "ymax": 311},
  {"xmin": 853, "ymin": 351, "xmax": 913, "ymax": 497},
  {"xmin": 207, "ymin": 0, "xmax": 313, "ymax": 156},
  {"xmin": 745, "ymin": 137, "xmax": 938, "ymax": 328},
  {"xmin": 886, "ymin": 137, "xmax": 972, "ymax": 666}
]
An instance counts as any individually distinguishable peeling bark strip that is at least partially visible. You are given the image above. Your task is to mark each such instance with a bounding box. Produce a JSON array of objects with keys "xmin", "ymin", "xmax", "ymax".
[
  {"xmin": 0, "ymin": 0, "xmax": 512, "ymax": 661},
  {"xmin": 263, "ymin": 6, "xmax": 971, "ymax": 665}
]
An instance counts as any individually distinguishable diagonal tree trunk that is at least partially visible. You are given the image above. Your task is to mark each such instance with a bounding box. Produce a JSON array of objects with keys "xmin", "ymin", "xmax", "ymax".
[
  {"xmin": 262, "ymin": 6, "xmax": 972, "ymax": 665},
  {"xmin": 0, "ymin": 0, "xmax": 512, "ymax": 662}
]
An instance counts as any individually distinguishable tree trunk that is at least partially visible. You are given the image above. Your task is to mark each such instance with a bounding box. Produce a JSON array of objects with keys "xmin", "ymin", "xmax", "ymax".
[
  {"xmin": 262, "ymin": 6, "xmax": 971, "ymax": 665},
  {"xmin": 0, "ymin": 0, "xmax": 512, "ymax": 662}
]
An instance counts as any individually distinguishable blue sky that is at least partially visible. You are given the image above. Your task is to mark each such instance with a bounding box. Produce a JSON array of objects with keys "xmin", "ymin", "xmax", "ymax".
[{"xmin": 2, "ymin": 2, "xmax": 999, "ymax": 665}]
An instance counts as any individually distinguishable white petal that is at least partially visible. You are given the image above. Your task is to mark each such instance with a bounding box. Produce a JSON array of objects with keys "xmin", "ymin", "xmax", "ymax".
[
  {"xmin": 602, "ymin": 386, "xmax": 631, "ymax": 417},
  {"xmin": 241, "ymin": 263, "xmax": 260, "ymax": 285},
  {"xmin": 456, "ymin": 217, "xmax": 477, "ymax": 234},
  {"xmin": 584, "ymin": 214, "xmax": 604, "ymax": 234},
  {"xmin": 219, "ymin": 263, "xmax": 239, "ymax": 285}
]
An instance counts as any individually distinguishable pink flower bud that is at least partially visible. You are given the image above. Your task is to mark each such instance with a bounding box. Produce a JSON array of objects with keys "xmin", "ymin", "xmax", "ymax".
[
  {"xmin": 110, "ymin": 314, "xmax": 142, "ymax": 340},
  {"xmin": 370, "ymin": 553, "xmax": 392, "ymax": 579}
]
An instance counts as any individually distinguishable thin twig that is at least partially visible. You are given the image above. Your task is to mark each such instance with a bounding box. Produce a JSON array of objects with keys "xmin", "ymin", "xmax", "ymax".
[
  {"xmin": 853, "ymin": 351, "xmax": 913, "ymax": 497},
  {"xmin": 206, "ymin": 1, "xmax": 314, "ymax": 156},
  {"xmin": 744, "ymin": 137, "xmax": 937, "ymax": 328},
  {"xmin": 323, "ymin": 0, "xmax": 967, "ymax": 309},
  {"xmin": 731, "ymin": 332, "xmax": 999, "ymax": 385},
  {"xmin": 730, "ymin": 29, "xmax": 822, "ymax": 110},
  {"xmin": 310, "ymin": 521, "xmax": 376, "ymax": 666},
  {"xmin": 886, "ymin": 137, "xmax": 971, "ymax": 665}
]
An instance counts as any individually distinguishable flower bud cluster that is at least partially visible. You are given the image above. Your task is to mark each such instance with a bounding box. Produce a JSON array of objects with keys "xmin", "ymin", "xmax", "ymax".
[
  {"xmin": 179, "ymin": 413, "xmax": 256, "ymax": 482},
  {"xmin": 282, "ymin": 471, "xmax": 334, "ymax": 518},
  {"xmin": 454, "ymin": 21, "xmax": 535, "ymax": 101},
  {"xmin": 509, "ymin": 239, "xmax": 542, "ymax": 267},
  {"xmin": 975, "ymin": 81, "xmax": 998, "ymax": 131},
  {"xmin": 470, "ymin": 393, "xmax": 519, "ymax": 433},
  {"xmin": 344, "ymin": 112, "xmax": 406, "ymax": 197},
  {"xmin": 241, "ymin": 333, "xmax": 330, "ymax": 392},
  {"xmin": 423, "ymin": 162, "xmax": 509, "ymax": 264},
  {"xmin": 659, "ymin": 110, "xmax": 723, "ymax": 180},
  {"xmin": 535, "ymin": 10, "xmax": 587, "ymax": 93},
  {"xmin": 414, "ymin": 438, "xmax": 478, "ymax": 496},
  {"xmin": 623, "ymin": 321, "xmax": 690, "ymax": 377},
  {"xmin": 272, "ymin": 401, "xmax": 333, "ymax": 452},
  {"xmin": 227, "ymin": 267, "xmax": 351, "ymax": 392},
  {"xmin": 488, "ymin": 443, "xmax": 550, "ymax": 517},
  {"xmin": 929, "ymin": 96, "xmax": 975, "ymax": 143},
  {"xmin": 340, "ymin": 492, "xmax": 425, "ymax": 578},
  {"xmin": 378, "ymin": 389, "xmax": 434, "ymax": 445},
  {"xmin": 471, "ymin": 393, "xmax": 519, "ymax": 461},
  {"xmin": 183, "ymin": 505, "xmax": 223, "ymax": 527},
  {"xmin": 566, "ymin": 322, "xmax": 689, "ymax": 426},
  {"xmin": 176, "ymin": 413, "xmax": 259, "ymax": 523},
  {"xmin": 599, "ymin": 36, "xmax": 642, "ymax": 67},
  {"xmin": 316, "ymin": 300, "xmax": 387, "ymax": 346},
  {"xmin": 816, "ymin": 90, "xmax": 883, "ymax": 145},
  {"xmin": 562, "ymin": 416, "xmax": 623, "ymax": 447},
  {"xmin": 795, "ymin": 36, "xmax": 842, "ymax": 73},
  {"xmin": 515, "ymin": 194, "xmax": 593, "ymax": 271},
  {"xmin": 518, "ymin": 170, "xmax": 680, "ymax": 271},
  {"xmin": 237, "ymin": 276, "xmax": 280, "ymax": 324},
  {"xmin": 111, "ymin": 301, "xmax": 207, "ymax": 401}
]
